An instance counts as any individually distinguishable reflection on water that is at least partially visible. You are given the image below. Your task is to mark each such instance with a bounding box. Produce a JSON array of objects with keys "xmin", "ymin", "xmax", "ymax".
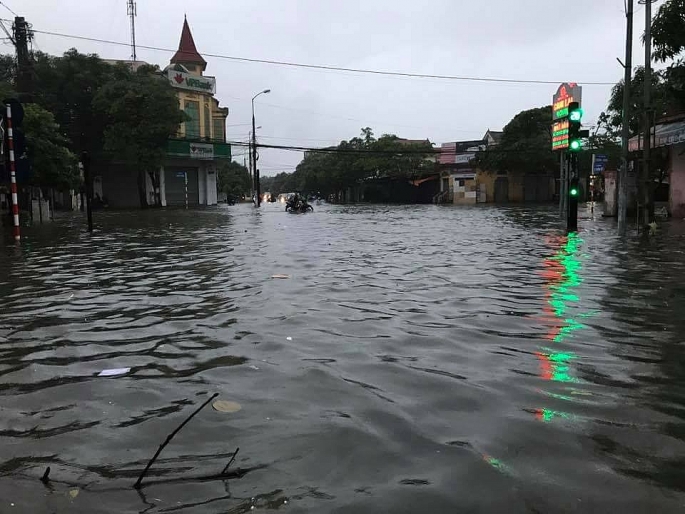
[{"xmin": 1, "ymin": 204, "xmax": 685, "ymax": 512}]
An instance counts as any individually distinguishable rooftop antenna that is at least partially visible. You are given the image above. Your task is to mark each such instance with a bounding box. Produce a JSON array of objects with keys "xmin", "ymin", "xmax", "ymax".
[{"xmin": 127, "ymin": 0, "xmax": 137, "ymax": 62}]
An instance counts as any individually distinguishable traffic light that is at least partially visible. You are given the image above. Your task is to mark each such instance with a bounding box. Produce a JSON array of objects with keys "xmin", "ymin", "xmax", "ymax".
[{"xmin": 568, "ymin": 102, "xmax": 583, "ymax": 152}]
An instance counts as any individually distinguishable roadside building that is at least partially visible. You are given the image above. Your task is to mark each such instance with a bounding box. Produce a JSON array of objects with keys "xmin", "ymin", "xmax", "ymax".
[
  {"xmin": 629, "ymin": 111, "xmax": 685, "ymax": 217},
  {"xmin": 97, "ymin": 17, "xmax": 231, "ymax": 208},
  {"xmin": 437, "ymin": 139, "xmax": 486, "ymax": 204}
]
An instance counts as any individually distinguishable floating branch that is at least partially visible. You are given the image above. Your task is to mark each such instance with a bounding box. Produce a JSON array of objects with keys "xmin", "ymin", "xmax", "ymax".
[
  {"xmin": 134, "ymin": 392, "xmax": 219, "ymax": 489},
  {"xmin": 40, "ymin": 466, "xmax": 51, "ymax": 483},
  {"xmin": 221, "ymin": 447, "xmax": 239, "ymax": 475}
]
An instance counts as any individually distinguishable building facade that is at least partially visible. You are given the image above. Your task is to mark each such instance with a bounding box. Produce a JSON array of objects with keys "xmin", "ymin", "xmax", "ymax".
[{"xmin": 97, "ymin": 17, "xmax": 231, "ymax": 208}]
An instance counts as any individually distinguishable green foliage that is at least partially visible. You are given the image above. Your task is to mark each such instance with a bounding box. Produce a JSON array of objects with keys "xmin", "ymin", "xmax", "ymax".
[
  {"xmin": 651, "ymin": 0, "xmax": 685, "ymax": 63},
  {"xmin": 23, "ymin": 103, "xmax": 78, "ymax": 189},
  {"xmin": 217, "ymin": 161, "xmax": 251, "ymax": 197},
  {"xmin": 31, "ymin": 49, "xmax": 127, "ymax": 158},
  {"xmin": 601, "ymin": 66, "xmax": 669, "ymax": 137},
  {"xmin": 476, "ymin": 106, "xmax": 557, "ymax": 175},
  {"xmin": 263, "ymin": 129, "xmax": 435, "ymax": 197}
]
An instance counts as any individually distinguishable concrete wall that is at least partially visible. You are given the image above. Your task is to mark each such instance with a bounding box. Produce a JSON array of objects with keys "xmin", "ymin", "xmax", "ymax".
[
  {"xmin": 476, "ymin": 170, "xmax": 496, "ymax": 202},
  {"xmin": 509, "ymin": 173, "xmax": 525, "ymax": 202},
  {"xmin": 452, "ymin": 177, "xmax": 477, "ymax": 204},
  {"xmin": 670, "ymin": 143, "xmax": 685, "ymax": 218},
  {"xmin": 206, "ymin": 166, "xmax": 217, "ymax": 205}
]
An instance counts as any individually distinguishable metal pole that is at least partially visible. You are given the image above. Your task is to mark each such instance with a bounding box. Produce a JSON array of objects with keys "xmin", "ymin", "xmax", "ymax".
[
  {"xmin": 6, "ymin": 103, "xmax": 19, "ymax": 242},
  {"xmin": 251, "ymin": 102, "xmax": 260, "ymax": 207},
  {"xmin": 127, "ymin": 0, "xmax": 137, "ymax": 62},
  {"xmin": 81, "ymin": 152, "xmax": 93, "ymax": 233},
  {"xmin": 184, "ymin": 171, "xmax": 188, "ymax": 209},
  {"xmin": 618, "ymin": 0, "xmax": 633, "ymax": 235},
  {"xmin": 642, "ymin": 0, "xmax": 654, "ymax": 229},
  {"xmin": 248, "ymin": 132, "xmax": 253, "ymax": 203},
  {"xmin": 559, "ymin": 150, "xmax": 567, "ymax": 218}
]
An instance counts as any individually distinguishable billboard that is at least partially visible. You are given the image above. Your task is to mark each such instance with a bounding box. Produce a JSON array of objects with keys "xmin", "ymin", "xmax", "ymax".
[
  {"xmin": 552, "ymin": 119, "xmax": 570, "ymax": 150},
  {"xmin": 552, "ymin": 83, "xmax": 582, "ymax": 151},
  {"xmin": 552, "ymin": 83, "xmax": 582, "ymax": 121},
  {"xmin": 168, "ymin": 69, "xmax": 216, "ymax": 94}
]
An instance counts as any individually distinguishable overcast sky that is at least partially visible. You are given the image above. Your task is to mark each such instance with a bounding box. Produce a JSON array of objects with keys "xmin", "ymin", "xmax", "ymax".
[{"xmin": 14, "ymin": 0, "xmax": 652, "ymax": 175}]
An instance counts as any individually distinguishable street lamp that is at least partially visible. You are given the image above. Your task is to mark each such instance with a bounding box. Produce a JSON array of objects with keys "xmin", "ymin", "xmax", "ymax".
[
  {"xmin": 252, "ymin": 89, "xmax": 271, "ymax": 207},
  {"xmin": 248, "ymin": 126, "xmax": 262, "ymax": 203}
]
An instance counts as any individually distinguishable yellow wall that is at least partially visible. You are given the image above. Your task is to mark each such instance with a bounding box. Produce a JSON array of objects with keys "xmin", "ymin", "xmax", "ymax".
[
  {"xmin": 476, "ymin": 169, "xmax": 496, "ymax": 202},
  {"xmin": 173, "ymin": 64, "xmax": 227, "ymax": 141}
]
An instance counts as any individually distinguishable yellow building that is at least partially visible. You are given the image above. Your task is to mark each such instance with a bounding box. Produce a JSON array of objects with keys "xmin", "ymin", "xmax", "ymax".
[
  {"xmin": 160, "ymin": 17, "xmax": 231, "ymax": 206},
  {"xmin": 96, "ymin": 18, "xmax": 231, "ymax": 208}
]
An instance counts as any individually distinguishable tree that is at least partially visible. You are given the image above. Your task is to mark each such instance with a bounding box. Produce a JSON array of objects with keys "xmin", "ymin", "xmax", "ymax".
[
  {"xmin": 31, "ymin": 50, "xmax": 125, "ymax": 159},
  {"xmin": 22, "ymin": 103, "xmax": 78, "ymax": 190},
  {"xmin": 599, "ymin": 66, "xmax": 668, "ymax": 138},
  {"xmin": 217, "ymin": 161, "xmax": 251, "ymax": 198},
  {"xmin": 477, "ymin": 106, "xmax": 557, "ymax": 175},
  {"xmin": 651, "ymin": 0, "xmax": 685, "ymax": 63},
  {"xmin": 93, "ymin": 65, "xmax": 186, "ymax": 207},
  {"xmin": 278, "ymin": 128, "xmax": 434, "ymax": 200}
]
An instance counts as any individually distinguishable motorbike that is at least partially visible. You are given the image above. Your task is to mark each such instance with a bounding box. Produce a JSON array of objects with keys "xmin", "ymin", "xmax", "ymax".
[{"xmin": 285, "ymin": 197, "xmax": 314, "ymax": 213}]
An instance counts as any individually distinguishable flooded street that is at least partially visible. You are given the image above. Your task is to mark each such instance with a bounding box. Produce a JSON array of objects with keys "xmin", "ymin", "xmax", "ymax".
[{"xmin": 2, "ymin": 203, "xmax": 685, "ymax": 513}]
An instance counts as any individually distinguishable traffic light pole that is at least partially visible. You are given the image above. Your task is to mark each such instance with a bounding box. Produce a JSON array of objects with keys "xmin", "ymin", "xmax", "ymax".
[
  {"xmin": 567, "ymin": 153, "xmax": 579, "ymax": 232},
  {"xmin": 559, "ymin": 150, "xmax": 567, "ymax": 218}
]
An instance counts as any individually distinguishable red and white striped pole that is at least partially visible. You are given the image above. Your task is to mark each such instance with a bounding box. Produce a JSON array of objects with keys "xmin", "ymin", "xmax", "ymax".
[{"xmin": 6, "ymin": 103, "xmax": 20, "ymax": 242}]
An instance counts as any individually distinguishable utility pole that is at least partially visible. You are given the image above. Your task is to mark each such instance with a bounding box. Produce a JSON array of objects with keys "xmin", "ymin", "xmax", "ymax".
[
  {"xmin": 618, "ymin": 0, "xmax": 633, "ymax": 235},
  {"xmin": 127, "ymin": 0, "xmax": 137, "ymax": 62},
  {"xmin": 248, "ymin": 133, "xmax": 253, "ymax": 203},
  {"xmin": 641, "ymin": 0, "xmax": 656, "ymax": 229},
  {"xmin": 252, "ymin": 115, "xmax": 260, "ymax": 207},
  {"xmin": 13, "ymin": 17, "xmax": 31, "ymax": 102}
]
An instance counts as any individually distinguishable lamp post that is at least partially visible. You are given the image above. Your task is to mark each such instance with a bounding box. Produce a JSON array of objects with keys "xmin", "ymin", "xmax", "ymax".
[
  {"xmin": 252, "ymin": 89, "xmax": 270, "ymax": 207},
  {"xmin": 248, "ymin": 126, "xmax": 261, "ymax": 204}
]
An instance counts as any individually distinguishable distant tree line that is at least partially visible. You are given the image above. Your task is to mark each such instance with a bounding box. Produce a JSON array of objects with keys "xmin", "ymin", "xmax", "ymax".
[
  {"xmin": 217, "ymin": 161, "xmax": 251, "ymax": 199},
  {"xmin": 261, "ymin": 128, "xmax": 435, "ymax": 199}
]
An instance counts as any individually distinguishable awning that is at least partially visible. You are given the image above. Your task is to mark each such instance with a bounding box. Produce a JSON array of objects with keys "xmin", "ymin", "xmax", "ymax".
[{"xmin": 628, "ymin": 121, "xmax": 685, "ymax": 152}]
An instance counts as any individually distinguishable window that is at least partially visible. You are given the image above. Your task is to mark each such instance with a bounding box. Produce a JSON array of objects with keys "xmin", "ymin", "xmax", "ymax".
[
  {"xmin": 212, "ymin": 118, "xmax": 225, "ymax": 142},
  {"xmin": 184, "ymin": 100, "xmax": 200, "ymax": 139},
  {"xmin": 204, "ymin": 104, "xmax": 211, "ymax": 139}
]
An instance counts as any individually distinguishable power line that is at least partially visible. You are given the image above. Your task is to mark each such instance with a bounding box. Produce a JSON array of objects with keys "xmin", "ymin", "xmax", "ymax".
[
  {"xmin": 227, "ymin": 139, "xmax": 569, "ymax": 157},
  {"xmin": 27, "ymin": 25, "xmax": 616, "ymax": 86},
  {"xmin": 0, "ymin": 2, "xmax": 16, "ymax": 17}
]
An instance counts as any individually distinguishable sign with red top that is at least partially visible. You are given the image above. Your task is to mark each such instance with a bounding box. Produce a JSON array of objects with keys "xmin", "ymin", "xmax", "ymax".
[{"xmin": 552, "ymin": 83, "xmax": 582, "ymax": 121}]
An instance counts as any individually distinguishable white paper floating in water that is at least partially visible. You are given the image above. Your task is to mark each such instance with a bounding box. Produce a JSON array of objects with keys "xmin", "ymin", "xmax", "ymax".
[
  {"xmin": 271, "ymin": 274, "xmax": 290, "ymax": 279},
  {"xmin": 212, "ymin": 400, "xmax": 242, "ymax": 413},
  {"xmin": 286, "ymin": 337, "xmax": 293, "ymax": 341},
  {"xmin": 69, "ymin": 489, "xmax": 79, "ymax": 499},
  {"xmin": 98, "ymin": 367, "xmax": 131, "ymax": 377}
]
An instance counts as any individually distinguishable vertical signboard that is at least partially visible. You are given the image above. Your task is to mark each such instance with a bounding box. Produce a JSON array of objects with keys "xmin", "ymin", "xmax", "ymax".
[{"xmin": 552, "ymin": 83, "xmax": 582, "ymax": 151}]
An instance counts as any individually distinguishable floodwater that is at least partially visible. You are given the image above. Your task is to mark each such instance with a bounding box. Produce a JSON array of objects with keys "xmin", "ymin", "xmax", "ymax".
[{"xmin": 1, "ymin": 203, "xmax": 685, "ymax": 513}]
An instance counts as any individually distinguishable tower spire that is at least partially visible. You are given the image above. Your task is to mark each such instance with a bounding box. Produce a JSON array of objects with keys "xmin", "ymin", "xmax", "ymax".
[{"xmin": 127, "ymin": 0, "xmax": 137, "ymax": 62}]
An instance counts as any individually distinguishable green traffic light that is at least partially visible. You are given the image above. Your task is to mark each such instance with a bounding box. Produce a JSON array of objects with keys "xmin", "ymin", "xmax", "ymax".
[
  {"xmin": 570, "ymin": 188, "xmax": 578, "ymax": 197},
  {"xmin": 569, "ymin": 140, "xmax": 581, "ymax": 151},
  {"xmin": 569, "ymin": 108, "xmax": 583, "ymax": 122}
]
